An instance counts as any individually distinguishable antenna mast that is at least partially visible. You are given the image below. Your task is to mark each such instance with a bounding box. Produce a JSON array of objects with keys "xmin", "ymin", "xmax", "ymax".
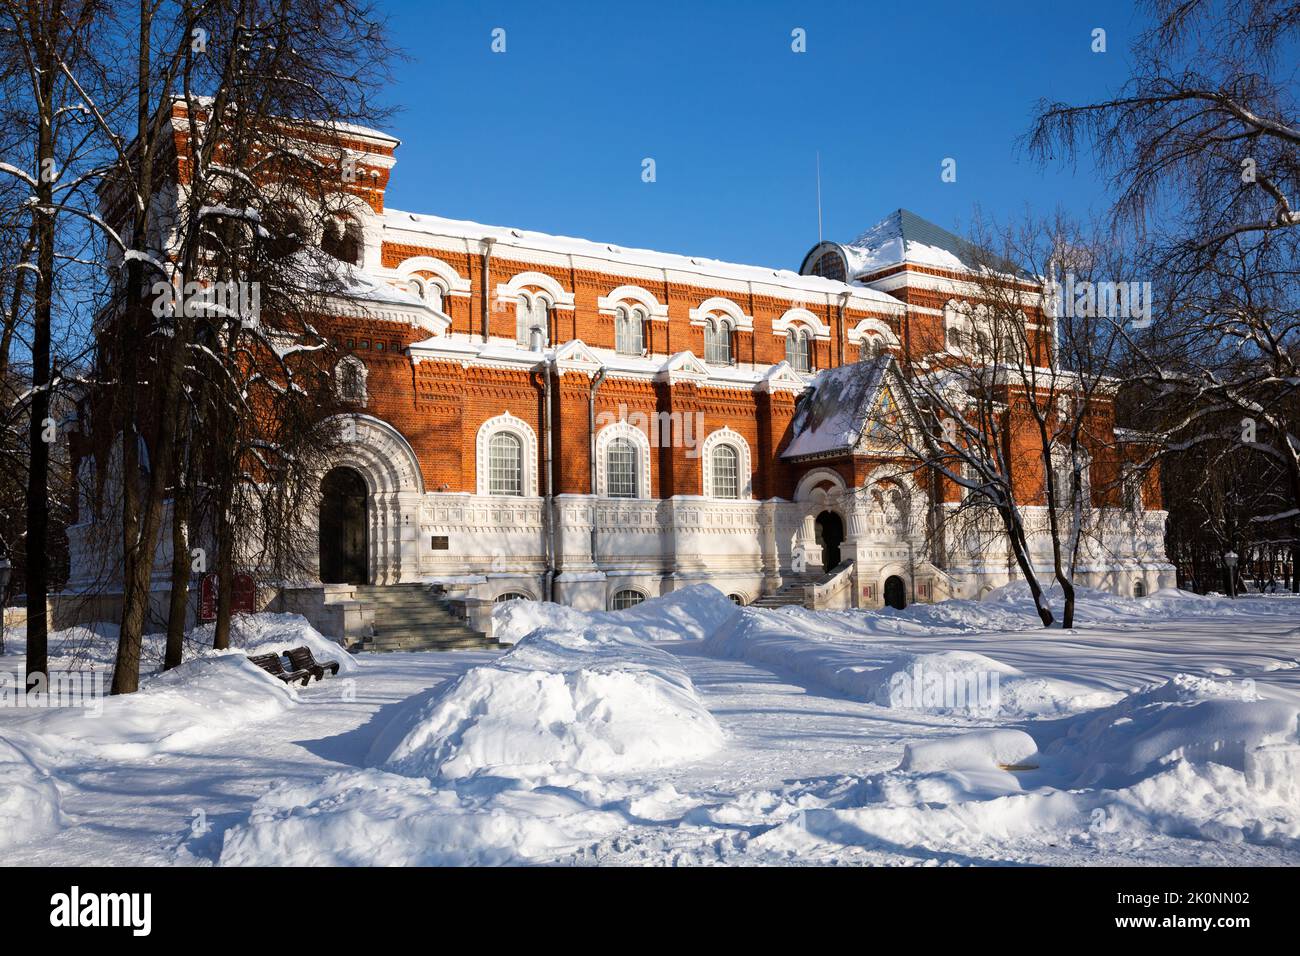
[{"xmin": 816, "ymin": 151, "xmax": 823, "ymax": 243}]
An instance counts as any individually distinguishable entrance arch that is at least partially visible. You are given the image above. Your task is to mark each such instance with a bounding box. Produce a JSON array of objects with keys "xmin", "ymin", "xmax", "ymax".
[
  {"xmin": 814, "ymin": 511, "xmax": 844, "ymax": 572},
  {"xmin": 320, "ymin": 467, "xmax": 368, "ymax": 584},
  {"xmin": 321, "ymin": 414, "xmax": 425, "ymax": 585},
  {"xmin": 884, "ymin": 575, "xmax": 907, "ymax": 610}
]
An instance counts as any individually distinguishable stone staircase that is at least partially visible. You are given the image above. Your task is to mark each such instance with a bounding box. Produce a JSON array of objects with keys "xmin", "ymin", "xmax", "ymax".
[
  {"xmin": 351, "ymin": 584, "xmax": 505, "ymax": 652},
  {"xmin": 751, "ymin": 572, "xmax": 830, "ymax": 609}
]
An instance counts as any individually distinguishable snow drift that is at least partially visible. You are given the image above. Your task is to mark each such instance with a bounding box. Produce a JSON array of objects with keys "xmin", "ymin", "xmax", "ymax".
[
  {"xmin": 752, "ymin": 673, "xmax": 1300, "ymax": 857},
  {"xmin": 704, "ymin": 604, "xmax": 1113, "ymax": 716},
  {"xmin": 0, "ymin": 735, "xmax": 64, "ymax": 851},
  {"xmin": 493, "ymin": 583, "xmax": 739, "ymax": 645},
  {"xmin": 217, "ymin": 590, "xmax": 730, "ymax": 865},
  {"xmin": 217, "ymin": 769, "xmax": 627, "ymax": 866},
  {"xmin": 381, "ymin": 602, "xmax": 725, "ymax": 779},
  {"xmin": 4, "ymin": 653, "xmax": 298, "ymax": 762},
  {"xmin": 23, "ymin": 612, "xmax": 353, "ymax": 677}
]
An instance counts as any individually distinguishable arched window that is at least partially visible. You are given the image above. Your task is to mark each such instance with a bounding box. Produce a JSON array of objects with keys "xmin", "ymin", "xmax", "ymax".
[
  {"xmin": 809, "ymin": 250, "xmax": 846, "ymax": 281},
  {"xmin": 488, "ymin": 432, "xmax": 523, "ymax": 496},
  {"xmin": 1133, "ymin": 580, "xmax": 1147, "ymax": 598},
  {"xmin": 710, "ymin": 444, "xmax": 739, "ymax": 499},
  {"xmin": 861, "ymin": 335, "xmax": 882, "ymax": 359},
  {"xmin": 944, "ymin": 300, "xmax": 972, "ymax": 354},
  {"xmin": 610, "ymin": 588, "xmax": 645, "ymax": 610},
  {"xmin": 425, "ymin": 282, "xmax": 444, "ymax": 312},
  {"xmin": 517, "ymin": 293, "xmax": 550, "ymax": 349},
  {"xmin": 1122, "ymin": 466, "xmax": 1144, "ymax": 512},
  {"xmin": 322, "ymin": 215, "xmax": 362, "ymax": 265},
  {"xmin": 785, "ymin": 328, "xmax": 811, "ymax": 372},
  {"xmin": 335, "ymin": 355, "xmax": 367, "ymax": 405},
  {"xmin": 606, "ymin": 437, "xmax": 638, "ymax": 498},
  {"xmin": 727, "ymin": 593, "xmax": 747, "ymax": 606},
  {"xmin": 407, "ymin": 276, "xmax": 445, "ymax": 312},
  {"xmin": 494, "ymin": 591, "xmax": 531, "ymax": 603},
  {"xmin": 705, "ymin": 318, "xmax": 732, "ymax": 364},
  {"xmin": 615, "ymin": 306, "xmax": 645, "ymax": 355},
  {"xmin": 1050, "ymin": 447, "xmax": 1091, "ymax": 508}
]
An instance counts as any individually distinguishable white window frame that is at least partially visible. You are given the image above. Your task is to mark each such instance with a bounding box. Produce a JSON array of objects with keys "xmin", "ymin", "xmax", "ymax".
[
  {"xmin": 335, "ymin": 355, "xmax": 368, "ymax": 405},
  {"xmin": 488, "ymin": 432, "xmax": 523, "ymax": 496},
  {"xmin": 785, "ymin": 327, "xmax": 811, "ymax": 372},
  {"xmin": 615, "ymin": 305, "xmax": 646, "ymax": 356},
  {"xmin": 701, "ymin": 427, "xmax": 752, "ymax": 499},
  {"xmin": 595, "ymin": 420, "xmax": 652, "ymax": 499},
  {"xmin": 516, "ymin": 292, "xmax": 551, "ymax": 349},
  {"xmin": 610, "ymin": 588, "xmax": 646, "ymax": 610},
  {"xmin": 705, "ymin": 317, "xmax": 733, "ymax": 365},
  {"xmin": 476, "ymin": 412, "xmax": 539, "ymax": 497}
]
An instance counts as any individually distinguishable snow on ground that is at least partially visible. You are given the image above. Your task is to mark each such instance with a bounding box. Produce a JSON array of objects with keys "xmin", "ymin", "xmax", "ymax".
[
  {"xmin": 216, "ymin": 600, "xmax": 724, "ymax": 865},
  {"xmin": 2, "ymin": 586, "xmax": 1299, "ymax": 865},
  {"xmin": 0, "ymin": 735, "xmax": 64, "ymax": 852},
  {"xmin": 13, "ymin": 611, "xmax": 355, "ymax": 676},
  {"xmin": 379, "ymin": 612, "xmax": 722, "ymax": 779}
]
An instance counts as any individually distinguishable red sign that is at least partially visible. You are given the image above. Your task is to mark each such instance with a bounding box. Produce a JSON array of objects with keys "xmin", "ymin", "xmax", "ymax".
[
  {"xmin": 199, "ymin": 572, "xmax": 256, "ymax": 620},
  {"xmin": 199, "ymin": 573, "xmax": 218, "ymax": 622},
  {"xmin": 232, "ymin": 573, "xmax": 256, "ymax": 615}
]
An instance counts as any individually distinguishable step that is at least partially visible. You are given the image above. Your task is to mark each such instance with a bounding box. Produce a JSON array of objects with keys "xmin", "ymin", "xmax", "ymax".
[{"xmin": 357, "ymin": 635, "xmax": 505, "ymax": 653}]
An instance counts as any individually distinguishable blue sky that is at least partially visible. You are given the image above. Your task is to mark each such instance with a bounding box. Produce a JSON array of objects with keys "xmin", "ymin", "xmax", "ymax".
[{"xmin": 376, "ymin": 0, "xmax": 1145, "ymax": 270}]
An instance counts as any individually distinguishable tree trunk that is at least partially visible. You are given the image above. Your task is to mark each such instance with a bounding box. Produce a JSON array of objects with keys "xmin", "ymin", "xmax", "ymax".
[
  {"xmin": 213, "ymin": 506, "xmax": 234, "ymax": 650},
  {"xmin": 24, "ymin": 6, "xmax": 58, "ymax": 692},
  {"xmin": 163, "ymin": 480, "xmax": 191, "ymax": 670}
]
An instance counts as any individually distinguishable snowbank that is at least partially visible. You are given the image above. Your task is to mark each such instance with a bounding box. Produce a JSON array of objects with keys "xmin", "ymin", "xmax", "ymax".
[
  {"xmin": 19, "ymin": 612, "xmax": 353, "ymax": 677},
  {"xmin": 493, "ymin": 584, "xmax": 739, "ymax": 645},
  {"xmin": 1038, "ymin": 673, "xmax": 1300, "ymax": 789},
  {"xmin": 218, "ymin": 592, "xmax": 731, "ymax": 865},
  {"xmin": 899, "ymin": 729, "xmax": 1039, "ymax": 774},
  {"xmin": 704, "ymin": 605, "xmax": 1113, "ymax": 716},
  {"xmin": 218, "ymin": 769, "xmax": 626, "ymax": 866},
  {"xmin": 0, "ymin": 736, "xmax": 64, "ymax": 851},
  {"xmin": 187, "ymin": 613, "xmax": 357, "ymax": 675},
  {"xmin": 380, "ymin": 617, "xmax": 724, "ymax": 780},
  {"xmin": 5, "ymin": 654, "xmax": 298, "ymax": 762},
  {"xmin": 752, "ymin": 674, "xmax": 1300, "ymax": 858}
]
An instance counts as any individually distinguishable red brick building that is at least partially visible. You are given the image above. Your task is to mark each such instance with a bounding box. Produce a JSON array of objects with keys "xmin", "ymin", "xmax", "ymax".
[{"xmin": 65, "ymin": 120, "xmax": 1173, "ymax": 639}]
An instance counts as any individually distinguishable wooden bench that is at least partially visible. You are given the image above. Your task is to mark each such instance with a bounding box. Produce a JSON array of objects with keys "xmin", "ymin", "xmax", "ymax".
[
  {"xmin": 284, "ymin": 646, "xmax": 341, "ymax": 681},
  {"xmin": 248, "ymin": 653, "xmax": 313, "ymax": 687}
]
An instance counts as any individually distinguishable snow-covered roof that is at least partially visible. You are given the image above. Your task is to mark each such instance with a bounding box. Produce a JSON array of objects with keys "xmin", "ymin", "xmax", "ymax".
[
  {"xmin": 291, "ymin": 248, "xmax": 429, "ymax": 309},
  {"xmin": 405, "ymin": 336, "xmax": 810, "ymax": 392},
  {"xmin": 841, "ymin": 209, "xmax": 980, "ymax": 277},
  {"xmin": 781, "ymin": 354, "xmax": 894, "ymax": 459},
  {"xmin": 382, "ymin": 209, "xmax": 903, "ymax": 309}
]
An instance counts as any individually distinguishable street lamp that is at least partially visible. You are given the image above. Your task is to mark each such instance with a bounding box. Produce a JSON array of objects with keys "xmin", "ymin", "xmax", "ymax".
[
  {"xmin": 0, "ymin": 556, "xmax": 10, "ymax": 655},
  {"xmin": 1224, "ymin": 550, "xmax": 1238, "ymax": 599}
]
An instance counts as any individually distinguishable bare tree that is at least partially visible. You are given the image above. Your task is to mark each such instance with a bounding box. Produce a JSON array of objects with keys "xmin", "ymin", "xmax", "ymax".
[{"xmin": 1029, "ymin": 0, "xmax": 1300, "ymax": 576}]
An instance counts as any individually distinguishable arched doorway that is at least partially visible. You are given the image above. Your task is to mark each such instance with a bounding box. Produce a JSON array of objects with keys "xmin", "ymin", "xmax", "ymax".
[
  {"xmin": 320, "ymin": 467, "xmax": 368, "ymax": 584},
  {"xmin": 814, "ymin": 511, "xmax": 844, "ymax": 572},
  {"xmin": 884, "ymin": 575, "xmax": 907, "ymax": 610}
]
